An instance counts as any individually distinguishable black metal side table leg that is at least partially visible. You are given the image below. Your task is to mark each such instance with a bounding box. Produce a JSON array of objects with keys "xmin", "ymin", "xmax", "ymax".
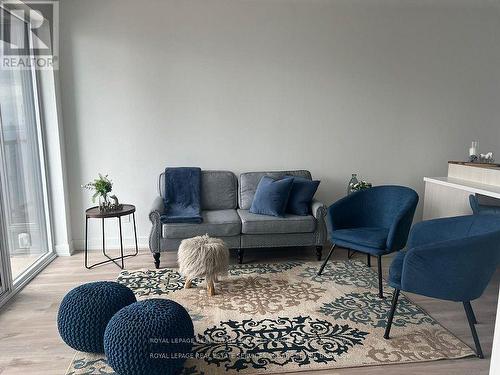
[
  {"xmin": 132, "ymin": 212, "xmax": 139, "ymax": 256},
  {"xmin": 118, "ymin": 216, "xmax": 124, "ymax": 269},
  {"xmin": 102, "ymin": 218, "xmax": 106, "ymax": 257},
  {"xmin": 84, "ymin": 217, "xmax": 90, "ymax": 269}
]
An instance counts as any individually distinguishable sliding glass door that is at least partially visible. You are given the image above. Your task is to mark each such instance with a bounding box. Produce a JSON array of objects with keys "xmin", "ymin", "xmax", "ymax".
[
  {"xmin": 0, "ymin": 6, "xmax": 53, "ymax": 303},
  {"xmin": 0, "ymin": 67, "xmax": 51, "ymax": 283}
]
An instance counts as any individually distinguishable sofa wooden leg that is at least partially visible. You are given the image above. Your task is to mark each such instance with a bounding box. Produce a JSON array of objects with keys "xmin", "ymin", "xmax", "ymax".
[
  {"xmin": 237, "ymin": 249, "xmax": 244, "ymax": 264},
  {"xmin": 207, "ymin": 278, "xmax": 215, "ymax": 296},
  {"xmin": 316, "ymin": 246, "xmax": 323, "ymax": 261},
  {"xmin": 153, "ymin": 253, "xmax": 160, "ymax": 269},
  {"xmin": 184, "ymin": 278, "xmax": 192, "ymax": 289},
  {"xmin": 367, "ymin": 253, "xmax": 371, "ymax": 267}
]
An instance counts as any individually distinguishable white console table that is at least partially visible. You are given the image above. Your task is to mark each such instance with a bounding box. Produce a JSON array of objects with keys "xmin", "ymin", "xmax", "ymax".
[{"xmin": 423, "ymin": 161, "xmax": 500, "ymax": 220}]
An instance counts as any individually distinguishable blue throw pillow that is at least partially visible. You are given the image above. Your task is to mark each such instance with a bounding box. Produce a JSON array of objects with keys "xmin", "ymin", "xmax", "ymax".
[
  {"xmin": 286, "ymin": 176, "xmax": 320, "ymax": 215},
  {"xmin": 249, "ymin": 176, "xmax": 294, "ymax": 217}
]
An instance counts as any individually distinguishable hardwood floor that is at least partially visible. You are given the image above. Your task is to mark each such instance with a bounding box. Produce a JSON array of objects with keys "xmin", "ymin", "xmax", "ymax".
[{"xmin": 0, "ymin": 246, "xmax": 498, "ymax": 375}]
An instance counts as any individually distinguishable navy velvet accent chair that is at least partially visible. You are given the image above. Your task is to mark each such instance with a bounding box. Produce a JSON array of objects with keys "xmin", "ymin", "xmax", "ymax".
[
  {"xmin": 469, "ymin": 194, "xmax": 500, "ymax": 215},
  {"xmin": 384, "ymin": 214, "xmax": 500, "ymax": 358},
  {"xmin": 318, "ymin": 185, "xmax": 419, "ymax": 298}
]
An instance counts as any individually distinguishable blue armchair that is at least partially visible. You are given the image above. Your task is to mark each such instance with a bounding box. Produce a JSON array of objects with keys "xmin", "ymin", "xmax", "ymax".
[
  {"xmin": 319, "ymin": 185, "xmax": 418, "ymax": 298},
  {"xmin": 384, "ymin": 214, "xmax": 500, "ymax": 358},
  {"xmin": 469, "ymin": 194, "xmax": 500, "ymax": 215}
]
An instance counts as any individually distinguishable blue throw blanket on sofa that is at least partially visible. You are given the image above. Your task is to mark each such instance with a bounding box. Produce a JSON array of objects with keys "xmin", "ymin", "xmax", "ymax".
[{"xmin": 161, "ymin": 167, "xmax": 203, "ymax": 224}]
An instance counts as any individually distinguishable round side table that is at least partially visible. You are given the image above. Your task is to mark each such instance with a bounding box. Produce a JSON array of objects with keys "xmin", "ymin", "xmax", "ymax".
[{"xmin": 85, "ymin": 204, "xmax": 138, "ymax": 269}]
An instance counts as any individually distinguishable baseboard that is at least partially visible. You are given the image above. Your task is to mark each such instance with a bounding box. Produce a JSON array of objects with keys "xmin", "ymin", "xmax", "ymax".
[
  {"xmin": 55, "ymin": 242, "xmax": 74, "ymax": 256},
  {"xmin": 72, "ymin": 236, "xmax": 149, "ymax": 251}
]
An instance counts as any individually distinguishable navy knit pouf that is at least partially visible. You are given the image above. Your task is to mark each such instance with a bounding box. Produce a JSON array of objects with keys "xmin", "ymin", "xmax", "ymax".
[
  {"xmin": 57, "ymin": 281, "xmax": 136, "ymax": 353},
  {"xmin": 104, "ymin": 299, "xmax": 194, "ymax": 375}
]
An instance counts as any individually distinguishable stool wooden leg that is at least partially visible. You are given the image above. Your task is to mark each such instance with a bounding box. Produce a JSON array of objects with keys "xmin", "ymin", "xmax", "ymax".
[
  {"xmin": 184, "ymin": 279, "xmax": 192, "ymax": 289},
  {"xmin": 207, "ymin": 278, "xmax": 215, "ymax": 296}
]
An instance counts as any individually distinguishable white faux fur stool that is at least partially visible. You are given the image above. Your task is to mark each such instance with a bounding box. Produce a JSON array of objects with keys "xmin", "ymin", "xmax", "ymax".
[{"xmin": 178, "ymin": 235, "xmax": 229, "ymax": 296}]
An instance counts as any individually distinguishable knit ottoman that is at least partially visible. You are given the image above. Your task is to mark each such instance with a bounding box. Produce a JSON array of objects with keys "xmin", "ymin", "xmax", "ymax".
[
  {"xmin": 178, "ymin": 234, "xmax": 229, "ymax": 296},
  {"xmin": 57, "ymin": 281, "xmax": 136, "ymax": 353},
  {"xmin": 104, "ymin": 299, "xmax": 194, "ymax": 375}
]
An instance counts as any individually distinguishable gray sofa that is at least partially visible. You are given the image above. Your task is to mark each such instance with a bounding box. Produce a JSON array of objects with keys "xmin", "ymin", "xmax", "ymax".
[{"xmin": 149, "ymin": 170, "xmax": 327, "ymax": 268}]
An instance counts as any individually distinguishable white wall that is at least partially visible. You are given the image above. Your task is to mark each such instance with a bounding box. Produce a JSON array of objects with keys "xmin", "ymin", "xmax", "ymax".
[{"xmin": 59, "ymin": 0, "xmax": 500, "ymax": 250}]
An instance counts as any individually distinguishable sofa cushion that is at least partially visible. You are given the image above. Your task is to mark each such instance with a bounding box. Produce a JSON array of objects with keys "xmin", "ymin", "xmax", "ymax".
[
  {"xmin": 160, "ymin": 170, "xmax": 237, "ymax": 210},
  {"xmin": 163, "ymin": 209, "xmax": 241, "ymax": 239},
  {"xmin": 239, "ymin": 170, "xmax": 312, "ymax": 210},
  {"xmin": 249, "ymin": 176, "xmax": 294, "ymax": 217},
  {"xmin": 331, "ymin": 227, "xmax": 389, "ymax": 249},
  {"xmin": 238, "ymin": 209, "xmax": 316, "ymax": 234},
  {"xmin": 286, "ymin": 176, "xmax": 320, "ymax": 215}
]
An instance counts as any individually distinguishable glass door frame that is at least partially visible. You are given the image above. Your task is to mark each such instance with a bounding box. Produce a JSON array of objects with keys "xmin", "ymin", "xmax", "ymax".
[
  {"xmin": 0, "ymin": 201, "xmax": 13, "ymax": 299},
  {"xmin": 0, "ymin": 7, "xmax": 56, "ymax": 309}
]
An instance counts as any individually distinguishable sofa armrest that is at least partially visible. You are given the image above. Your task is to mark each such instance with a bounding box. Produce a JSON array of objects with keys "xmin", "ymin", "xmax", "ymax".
[
  {"xmin": 311, "ymin": 199, "xmax": 327, "ymax": 245},
  {"xmin": 148, "ymin": 196, "xmax": 164, "ymax": 253},
  {"xmin": 311, "ymin": 199, "xmax": 326, "ymax": 219},
  {"xmin": 150, "ymin": 196, "xmax": 165, "ymax": 216}
]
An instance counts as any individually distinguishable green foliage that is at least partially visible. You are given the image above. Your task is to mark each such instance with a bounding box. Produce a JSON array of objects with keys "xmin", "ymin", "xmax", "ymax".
[
  {"xmin": 351, "ymin": 180, "xmax": 372, "ymax": 191},
  {"xmin": 82, "ymin": 174, "xmax": 113, "ymax": 203}
]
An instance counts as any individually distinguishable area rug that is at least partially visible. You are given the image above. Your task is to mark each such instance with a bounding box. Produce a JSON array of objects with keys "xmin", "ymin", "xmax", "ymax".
[{"xmin": 66, "ymin": 260, "xmax": 474, "ymax": 374}]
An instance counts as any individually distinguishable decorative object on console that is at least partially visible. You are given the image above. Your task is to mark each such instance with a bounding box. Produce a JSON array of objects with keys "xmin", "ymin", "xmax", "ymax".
[
  {"xmin": 82, "ymin": 174, "xmax": 122, "ymax": 212},
  {"xmin": 285, "ymin": 176, "xmax": 320, "ymax": 215},
  {"xmin": 57, "ymin": 281, "xmax": 136, "ymax": 353},
  {"xmin": 384, "ymin": 214, "xmax": 500, "ymax": 358},
  {"xmin": 469, "ymin": 140, "xmax": 478, "ymax": 162},
  {"xmin": 319, "ymin": 185, "xmax": 418, "ymax": 299},
  {"xmin": 249, "ymin": 176, "xmax": 294, "ymax": 217},
  {"xmin": 479, "ymin": 152, "xmax": 495, "ymax": 164},
  {"xmin": 178, "ymin": 234, "xmax": 229, "ymax": 296},
  {"xmin": 467, "ymin": 140, "xmax": 495, "ymax": 164},
  {"xmin": 104, "ymin": 299, "xmax": 194, "ymax": 375}
]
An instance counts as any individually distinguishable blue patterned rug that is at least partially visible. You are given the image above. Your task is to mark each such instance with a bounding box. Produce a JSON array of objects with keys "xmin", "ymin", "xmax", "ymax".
[{"xmin": 66, "ymin": 260, "xmax": 474, "ymax": 374}]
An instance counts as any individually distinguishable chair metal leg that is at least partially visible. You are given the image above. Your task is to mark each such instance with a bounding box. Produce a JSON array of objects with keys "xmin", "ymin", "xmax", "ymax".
[
  {"xmin": 377, "ymin": 255, "xmax": 384, "ymax": 298},
  {"xmin": 367, "ymin": 253, "xmax": 371, "ymax": 267},
  {"xmin": 384, "ymin": 288, "xmax": 400, "ymax": 339},
  {"xmin": 318, "ymin": 244, "xmax": 336, "ymax": 275},
  {"xmin": 464, "ymin": 300, "xmax": 478, "ymax": 324},
  {"xmin": 463, "ymin": 301, "xmax": 484, "ymax": 358}
]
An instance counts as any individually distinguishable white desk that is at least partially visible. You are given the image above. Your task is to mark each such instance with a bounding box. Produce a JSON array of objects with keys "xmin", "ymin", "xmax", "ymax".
[{"xmin": 423, "ymin": 162, "xmax": 500, "ymax": 220}]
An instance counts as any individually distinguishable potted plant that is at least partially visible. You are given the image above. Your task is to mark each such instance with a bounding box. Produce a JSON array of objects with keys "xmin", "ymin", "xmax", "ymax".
[
  {"xmin": 351, "ymin": 180, "xmax": 372, "ymax": 192},
  {"xmin": 82, "ymin": 174, "xmax": 113, "ymax": 211}
]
